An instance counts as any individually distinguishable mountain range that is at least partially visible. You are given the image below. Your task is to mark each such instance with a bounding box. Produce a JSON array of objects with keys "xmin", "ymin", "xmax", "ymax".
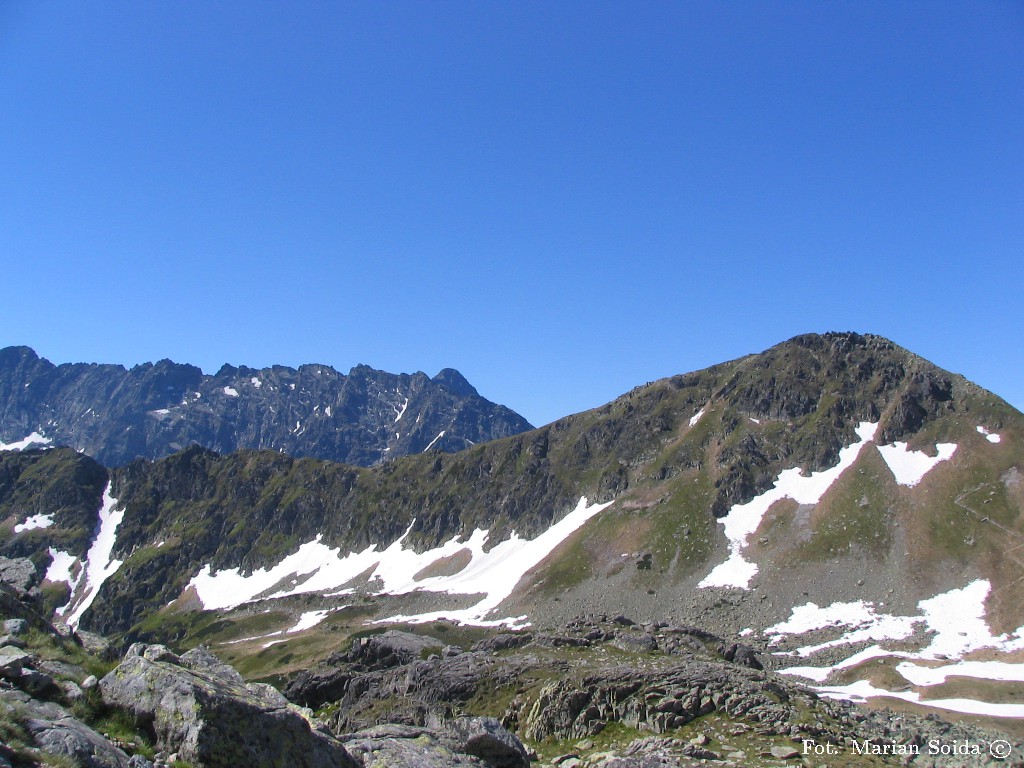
[
  {"xmin": 0, "ymin": 345, "xmax": 533, "ymax": 467},
  {"xmin": 2, "ymin": 331, "xmax": 1023, "ymax": 759}
]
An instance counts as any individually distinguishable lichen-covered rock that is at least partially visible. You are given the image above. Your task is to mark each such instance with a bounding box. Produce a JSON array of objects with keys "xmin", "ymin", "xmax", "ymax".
[
  {"xmin": 100, "ymin": 644, "xmax": 357, "ymax": 768},
  {"xmin": 447, "ymin": 716, "xmax": 530, "ymax": 768},
  {"xmin": 341, "ymin": 724, "xmax": 489, "ymax": 767},
  {"xmin": 2, "ymin": 690, "xmax": 132, "ymax": 768},
  {"xmin": 0, "ymin": 556, "xmax": 38, "ymax": 594},
  {"xmin": 344, "ymin": 630, "xmax": 446, "ymax": 670}
]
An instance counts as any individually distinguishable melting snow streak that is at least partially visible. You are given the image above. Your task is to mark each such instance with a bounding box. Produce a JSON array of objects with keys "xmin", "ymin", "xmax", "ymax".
[
  {"xmin": 699, "ymin": 422, "xmax": 879, "ymax": 590},
  {"xmin": 56, "ymin": 483, "xmax": 125, "ymax": 628},
  {"xmin": 423, "ymin": 431, "xmax": 445, "ymax": 451},
  {"xmin": 189, "ymin": 496, "xmax": 613, "ymax": 627},
  {"xmin": 0, "ymin": 432, "xmax": 52, "ymax": 451}
]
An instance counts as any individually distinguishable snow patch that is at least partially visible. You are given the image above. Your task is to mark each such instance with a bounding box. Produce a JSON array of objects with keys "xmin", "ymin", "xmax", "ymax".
[
  {"xmin": 813, "ymin": 679, "xmax": 1024, "ymax": 719},
  {"xmin": 423, "ymin": 431, "xmax": 446, "ymax": 452},
  {"xmin": 766, "ymin": 598, "xmax": 917, "ymax": 654},
  {"xmin": 977, "ymin": 425, "xmax": 1001, "ymax": 444},
  {"xmin": 0, "ymin": 432, "xmax": 52, "ymax": 451},
  {"xmin": 699, "ymin": 421, "xmax": 879, "ymax": 590},
  {"xmin": 325, "ymin": 406, "xmax": 332, "ymax": 417},
  {"xmin": 394, "ymin": 397, "xmax": 410, "ymax": 423},
  {"xmin": 290, "ymin": 609, "xmax": 330, "ymax": 633},
  {"xmin": 45, "ymin": 548, "xmax": 78, "ymax": 586},
  {"xmin": 688, "ymin": 408, "xmax": 706, "ymax": 428},
  {"xmin": 773, "ymin": 580, "xmax": 1024, "ymax": 717},
  {"xmin": 876, "ymin": 441, "xmax": 957, "ymax": 487},
  {"xmin": 896, "ymin": 660, "xmax": 1024, "ymax": 687},
  {"xmin": 14, "ymin": 513, "xmax": 55, "ymax": 533},
  {"xmin": 56, "ymin": 483, "xmax": 126, "ymax": 628},
  {"xmin": 188, "ymin": 496, "xmax": 613, "ymax": 627},
  {"xmin": 223, "ymin": 386, "xmax": 239, "ymax": 397},
  {"xmin": 251, "ymin": 377, "xmax": 262, "ymax": 389},
  {"xmin": 376, "ymin": 496, "xmax": 614, "ymax": 627},
  {"xmin": 779, "ymin": 646, "xmax": 896, "ymax": 683}
]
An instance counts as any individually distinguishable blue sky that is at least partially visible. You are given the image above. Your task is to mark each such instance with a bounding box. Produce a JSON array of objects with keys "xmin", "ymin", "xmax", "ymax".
[{"xmin": 1, "ymin": 2, "xmax": 1022, "ymax": 427}]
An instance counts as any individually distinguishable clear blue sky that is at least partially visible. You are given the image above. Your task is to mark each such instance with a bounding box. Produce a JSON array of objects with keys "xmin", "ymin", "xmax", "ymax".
[{"xmin": 2, "ymin": 2, "xmax": 1022, "ymax": 427}]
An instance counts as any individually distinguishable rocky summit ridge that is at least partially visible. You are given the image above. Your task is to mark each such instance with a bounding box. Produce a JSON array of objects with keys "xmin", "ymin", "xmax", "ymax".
[
  {"xmin": 2, "ymin": 331, "xmax": 1024, "ymax": 762},
  {"xmin": 0, "ymin": 346, "xmax": 533, "ymax": 467}
]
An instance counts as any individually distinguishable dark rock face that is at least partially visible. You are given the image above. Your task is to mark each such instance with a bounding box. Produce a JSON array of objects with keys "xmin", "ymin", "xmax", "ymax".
[
  {"xmin": 342, "ymin": 630, "xmax": 444, "ymax": 671},
  {"xmin": 100, "ymin": 644, "xmax": 358, "ymax": 768},
  {"xmin": 0, "ymin": 346, "xmax": 533, "ymax": 467},
  {"xmin": 447, "ymin": 716, "xmax": 531, "ymax": 768},
  {"xmin": 340, "ymin": 724, "xmax": 487, "ymax": 766},
  {"xmin": 0, "ymin": 448, "xmax": 109, "ymax": 562}
]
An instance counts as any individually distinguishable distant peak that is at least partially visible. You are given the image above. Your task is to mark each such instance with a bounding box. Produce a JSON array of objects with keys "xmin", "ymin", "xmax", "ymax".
[
  {"xmin": 0, "ymin": 345, "xmax": 41, "ymax": 363},
  {"xmin": 432, "ymin": 368, "xmax": 478, "ymax": 397}
]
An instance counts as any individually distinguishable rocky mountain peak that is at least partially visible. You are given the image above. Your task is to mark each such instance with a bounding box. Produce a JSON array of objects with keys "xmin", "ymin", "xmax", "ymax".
[
  {"xmin": 431, "ymin": 367, "xmax": 479, "ymax": 398},
  {"xmin": 0, "ymin": 347, "xmax": 533, "ymax": 467}
]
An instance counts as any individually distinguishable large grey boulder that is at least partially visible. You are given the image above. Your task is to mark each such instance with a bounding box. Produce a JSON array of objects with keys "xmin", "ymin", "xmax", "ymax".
[
  {"xmin": 0, "ymin": 556, "xmax": 38, "ymax": 595},
  {"xmin": 447, "ymin": 716, "xmax": 530, "ymax": 768},
  {"xmin": 345, "ymin": 629, "xmax": 446, "ymax": 670},
  {"xmin": 1, "ymin": 690, "xmax": 131, "ymax": 768},
  {"xmin": 341, "ymin": 724, "xmax": 488, "ymax": 767},
  {"xmin": 100, "ymin": 644, "xmax": 358, "ymax": 768}
]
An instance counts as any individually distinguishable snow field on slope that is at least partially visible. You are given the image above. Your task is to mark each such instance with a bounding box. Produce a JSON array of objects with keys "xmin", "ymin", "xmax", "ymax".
[
  {"xmin": 0, "ymin": 432, "xmax": 52, "ymax": 451},
  {"xmin": 813, "ymin": 679, "xmax": 1024, "ymax": 718},
  {"xmin": 699, "ymin": 422, "xmax": 879, "ymax": 589},
  {"xmin": 189, "ymin": 496, "xmax": 614, "ymax": 627},
  {"xmin": 699, "ymin": 422, "xmax": 965, "ymax": 589},
  {"xmin": 48, "ymin": 483, "xmax": 127, "ymax": 629},
  {"xmin": 771, "ymin": 580, "xmax": 1024, "ymax": 717},
  {"xmin": 14, "ymin": 513, "xmax": 55, "ymax": 533},
  {"xmin": 876, "ymin": 441, "xmax": 957, "ymax": 487}
]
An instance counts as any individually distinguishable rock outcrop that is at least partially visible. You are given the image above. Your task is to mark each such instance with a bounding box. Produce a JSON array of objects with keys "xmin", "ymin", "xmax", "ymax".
[
  {"xmin": 285, "ymin": 615, "xmax": 1022, "ymax": 768},
  {"xmin": 100, "ymin": 644, "xmax": 358, "ymax": 768}
]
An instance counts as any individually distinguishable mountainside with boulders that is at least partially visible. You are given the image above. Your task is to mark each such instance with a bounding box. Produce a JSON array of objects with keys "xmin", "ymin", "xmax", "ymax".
[
  {"xmin": 2, "ymin": 559, "xmax": 1019, "ymax": 767},
  {"xmin": 2, "ymin": 331, "xmax": 1024, "ymax": 758}
]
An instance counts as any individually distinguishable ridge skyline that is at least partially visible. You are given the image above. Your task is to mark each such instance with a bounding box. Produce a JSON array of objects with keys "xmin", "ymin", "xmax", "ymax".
[{"xmin": 4, "ymin": 330, "xmax": 1021, "ymax": 430}]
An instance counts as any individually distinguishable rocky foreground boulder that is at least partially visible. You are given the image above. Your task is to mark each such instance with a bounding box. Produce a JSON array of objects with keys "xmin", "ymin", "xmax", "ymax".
[{"xmin": 99, "ymin": 644, "xmax": 359, "ymax": 768}]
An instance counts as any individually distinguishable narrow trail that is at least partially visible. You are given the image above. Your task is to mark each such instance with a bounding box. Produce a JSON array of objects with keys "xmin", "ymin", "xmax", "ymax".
[{"xmin": 953, "ymin": 483, "xmax": 1024, "ymax": 613}]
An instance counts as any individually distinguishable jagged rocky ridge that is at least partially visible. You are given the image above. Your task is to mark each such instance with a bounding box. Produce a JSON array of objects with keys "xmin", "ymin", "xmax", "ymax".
[{"xmin": 0, "ymin": 346, "xmax": 533, "ymax": 467}]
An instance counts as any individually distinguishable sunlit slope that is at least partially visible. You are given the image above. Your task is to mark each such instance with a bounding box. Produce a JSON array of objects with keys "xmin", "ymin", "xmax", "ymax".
[{"xmin": 2, "ymin": 333, "xmax": 1020, "ymax": 672}]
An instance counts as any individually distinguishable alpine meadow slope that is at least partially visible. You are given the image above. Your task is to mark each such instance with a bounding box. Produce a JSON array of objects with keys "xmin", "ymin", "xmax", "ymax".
[{"xmin": 3, "ymin": 331, "xmax": 1024, "ymax": 743}]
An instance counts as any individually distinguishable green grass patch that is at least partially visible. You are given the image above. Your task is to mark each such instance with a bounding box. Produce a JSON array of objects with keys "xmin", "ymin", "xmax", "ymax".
[{"xmin": 792, "ymin": 454, "xmax": 896, "ymax": 561}]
